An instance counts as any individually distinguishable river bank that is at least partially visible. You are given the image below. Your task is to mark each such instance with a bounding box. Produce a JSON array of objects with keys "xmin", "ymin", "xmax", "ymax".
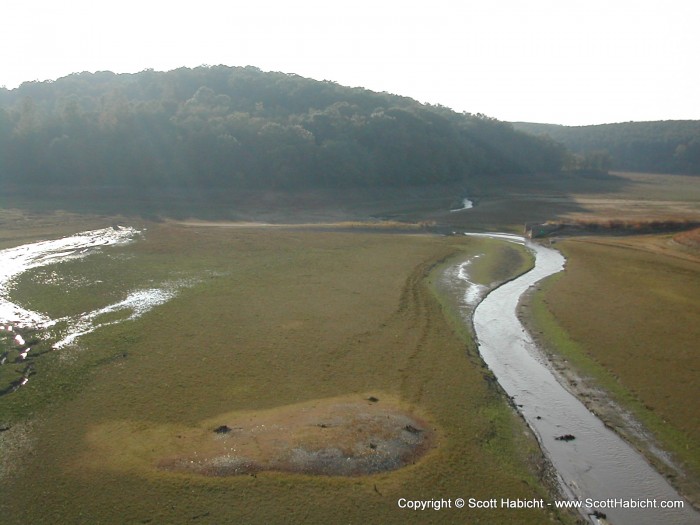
[
  {"xmin": 518, "ymin": 237, "xmax": 700, "ymax": 512},
  {"xmin": 519, "ymin": 286, "xmax": 700, "ymax": 513},
  {"xmin": 458, "ymin": 235, "xmax": 699, "ymax": 525}
]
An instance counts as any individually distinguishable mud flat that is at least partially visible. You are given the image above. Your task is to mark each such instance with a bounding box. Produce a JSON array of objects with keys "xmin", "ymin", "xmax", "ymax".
[
  {"xmin": 0, "ymin": 225, "xmax": 577, "ymax": 524},
  {"xmin": 453, "ymin": 233, "xmax": 700, "ymax": 525}
]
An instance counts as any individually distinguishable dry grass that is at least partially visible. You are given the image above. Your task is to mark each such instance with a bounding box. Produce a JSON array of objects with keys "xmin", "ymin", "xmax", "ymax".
[
  {"xmin": 0, "ymin": 222, "xmax": 572, "ymax": 524},
  {"xmin": 402, "ymin": 171, "xmax": 700, "ymax": 232},
  {"xmin": 674, "ymin": 227, "xmax": 700, "ymax": 251},
  {"xmin": 529, "ymin": 234, "xmax": 700, "ymax": 501},
  {"xmin": 561, "ymin": 172, "xmax": 700, "ymax": 222}
]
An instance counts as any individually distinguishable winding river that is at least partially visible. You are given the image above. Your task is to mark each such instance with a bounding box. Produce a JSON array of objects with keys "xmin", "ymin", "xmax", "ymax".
[{"xmin": 459, "ymin": 233, "xmax": 699, "ymax": 525}]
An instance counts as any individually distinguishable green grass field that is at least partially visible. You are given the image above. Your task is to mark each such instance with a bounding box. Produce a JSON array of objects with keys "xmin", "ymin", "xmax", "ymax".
[
  {"xmin": 0, "ymin": 219, "xmax": 573, "ymax": 524},
  {"xmin": 3, "ymin": 170, "xmax": 698, "ymax": 523}
]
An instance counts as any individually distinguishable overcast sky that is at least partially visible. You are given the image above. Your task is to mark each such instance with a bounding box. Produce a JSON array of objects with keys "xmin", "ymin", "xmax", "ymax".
[{"xmin": 2, "ymin": 0, "xmax": 698, "ymax": 125}]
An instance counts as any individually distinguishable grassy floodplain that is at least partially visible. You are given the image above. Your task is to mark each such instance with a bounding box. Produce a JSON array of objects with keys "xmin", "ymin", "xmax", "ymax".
[
  {"xmin": 0, "ymin": 217, "xmax": 574, "ymax": 524},
  {"xmin": 525, "ymin": 231, "xmax": 700, "ymax": 505}
]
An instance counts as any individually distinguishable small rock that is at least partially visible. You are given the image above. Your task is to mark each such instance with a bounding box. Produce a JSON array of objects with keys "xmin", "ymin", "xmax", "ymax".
[{"xmin": 404, "ymin": 424, "xmax": 422, "ymax": 434}]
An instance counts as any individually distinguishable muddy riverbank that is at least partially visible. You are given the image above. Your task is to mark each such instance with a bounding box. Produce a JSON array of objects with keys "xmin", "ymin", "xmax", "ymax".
[
  {"xmin": 518, "ymin": 262, "xmax": 700, "ymax": 513},
  {"xmin": 452, "ymin": 234, "xmax": 700, "ymax": 525}
]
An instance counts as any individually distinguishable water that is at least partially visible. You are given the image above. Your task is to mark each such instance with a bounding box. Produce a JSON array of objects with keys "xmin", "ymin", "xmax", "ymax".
[
  {"xmin": 0, "ymin": 227, "xmax": 185, "ymax": 394},
  {"xmin": 455, "ymin": 234, "xmax": 699, "ymax": 525},
  {"xmin": 450, "ymin": 197, "xmax": 474, "ymax": 212},
  {"xmin": 445, "ymin": 255, "xmax": 488, "ymax": 307},
  {"xmin": 0, "ymin": 227, "xmax": 139, "ymax": 327},
  {"xmin": 52, "ymin": 287, "xmax": 177, "ymax": 349}
]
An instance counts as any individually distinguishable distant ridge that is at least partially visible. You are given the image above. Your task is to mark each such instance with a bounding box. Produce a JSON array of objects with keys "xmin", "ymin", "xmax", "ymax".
[{"xmin": 513, "ymin": 120, "xmax": 700, "ymax": 174}]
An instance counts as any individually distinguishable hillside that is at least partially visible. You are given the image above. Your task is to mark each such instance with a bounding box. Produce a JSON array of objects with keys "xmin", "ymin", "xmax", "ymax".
[
  {"xmin": 0, "ymin": 66, "xmax": 566, "ymax": 200},
  {"xmin": 513, "ymin": 120, "xmax": 700, "ymax": 175}
]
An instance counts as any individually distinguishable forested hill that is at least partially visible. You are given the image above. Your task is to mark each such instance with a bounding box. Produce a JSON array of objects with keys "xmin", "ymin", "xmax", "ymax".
[
  {"xmin": 0, "ymin": 66, "xmax": 566, "ymax": 192},
  {"xmin": 513, "ymin": 121, "xmax": 700, "ymax": 175}
]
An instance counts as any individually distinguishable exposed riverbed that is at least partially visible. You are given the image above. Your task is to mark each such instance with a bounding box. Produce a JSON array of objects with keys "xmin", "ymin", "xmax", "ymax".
[{"xmin": 449, "ymin": 233, "xmax": 699, "ymax": 525}]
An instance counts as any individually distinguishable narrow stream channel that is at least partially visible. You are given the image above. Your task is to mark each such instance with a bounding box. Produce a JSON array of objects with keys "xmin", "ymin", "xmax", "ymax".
[{"xmin": 460, "ymin": 233, "xmax": 699, "ymax": 525}]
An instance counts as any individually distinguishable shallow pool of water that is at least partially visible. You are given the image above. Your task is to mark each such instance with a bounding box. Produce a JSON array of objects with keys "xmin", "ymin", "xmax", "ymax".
[
  {"xmin": 0, "ymin": 227, "xmax": 186, "ymax": 395},
  {"xmin": 0, "ymin": 227, "xmax": 140, "ymax": 327}
]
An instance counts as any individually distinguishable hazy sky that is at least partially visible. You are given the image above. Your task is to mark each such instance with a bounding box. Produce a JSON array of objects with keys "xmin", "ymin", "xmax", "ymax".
[{"xmin": 3, "ymin": 0, "xmax": 698, "ymax": 125}]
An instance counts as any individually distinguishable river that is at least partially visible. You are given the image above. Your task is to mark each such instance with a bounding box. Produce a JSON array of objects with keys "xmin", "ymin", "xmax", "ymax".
[{"xmin": 456, "ymin": 233, "xmax": 699, "ymax": 525}]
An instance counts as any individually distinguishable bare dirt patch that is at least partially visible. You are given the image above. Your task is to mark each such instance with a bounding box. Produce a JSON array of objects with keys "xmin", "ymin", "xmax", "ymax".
[
  {"xmin": 88, "ymin": 394, "xmax": 436, "ymax": 477},
  {"xmin": 674, "ymin": 227, "xmax": 700, "ymax": 252}
]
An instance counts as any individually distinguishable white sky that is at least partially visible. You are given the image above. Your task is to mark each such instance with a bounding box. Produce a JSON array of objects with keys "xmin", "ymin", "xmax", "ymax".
[{"xmin": 2, "ymin": 0, "xmax": 698, "ymax": 125}]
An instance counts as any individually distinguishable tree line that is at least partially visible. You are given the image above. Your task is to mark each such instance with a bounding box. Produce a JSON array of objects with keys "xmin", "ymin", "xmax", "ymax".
[
  {"xmin": 0, "ymin": 66, "xmax": 567, "ymax": 194},
  {"xmin": 513, "ymin": 121, "xmax": 700, "ymax": 175}
]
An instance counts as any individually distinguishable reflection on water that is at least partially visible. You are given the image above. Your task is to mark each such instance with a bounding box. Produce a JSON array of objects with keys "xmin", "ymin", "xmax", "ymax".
[
  {"xmin": 455, "ymin": 233, "xmax": 699, "ymax": 525},
  {"xmin": 448, "ymin": 255, "xmax": 488, "ymax": 306},
  {"xmin": 52, "ymin": 287, "xmax": 178, "ymax": 349},
  {"xmin": 0, "ymin": 227, "xmax": 186, "ymax": 395},
  {"xmin": 0, "ymin": 227, "xmax": 139, "ymax": 327}
]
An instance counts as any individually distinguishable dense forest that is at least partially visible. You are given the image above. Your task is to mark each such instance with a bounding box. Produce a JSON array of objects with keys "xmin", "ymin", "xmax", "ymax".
[
  {"xmin": 0, "ymin": 66, "xmax": 567, "ymax": 194},
  {"xmin": 513, "ymin": 121, "xmax": 700, "ymax": 175}
]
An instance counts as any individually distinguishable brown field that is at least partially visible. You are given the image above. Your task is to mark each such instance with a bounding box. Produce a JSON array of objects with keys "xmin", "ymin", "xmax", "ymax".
[
  {"xmin": 0, "ymin": 221, "xmax": 573, "ymax": 524},
  {"xmin": 548, "ymin": 172, "xmax": 700, "ymax": 223},
  {"xmin": 401, "ymin": 171, "xmax": 700, "ymax": 232},
  {"xmin": 526, "ymin": 232, "xmax": 700, "ymax": 503},
  {"xmin": 674, "ymin": 227, "xmax": 700, "ymax": 251}
]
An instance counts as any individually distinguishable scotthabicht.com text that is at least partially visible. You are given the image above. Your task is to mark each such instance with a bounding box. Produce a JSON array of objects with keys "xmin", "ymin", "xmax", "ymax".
[{"xmin": 396, "ymin": 497, "xmax": 685, "ymax": 511}]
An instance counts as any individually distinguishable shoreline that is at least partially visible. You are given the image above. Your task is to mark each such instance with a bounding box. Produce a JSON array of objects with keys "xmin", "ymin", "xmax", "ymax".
[
  {"xmin": 517, "ymin": 276, "xmax": 700, "ymax": 512},
  {"xmin": 464, "ymin": 234, "xmax": 700, "ymax": 524},
  {"xmin": 430, "ymin": 249, "xmax": 577, "ymax": 521}
]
